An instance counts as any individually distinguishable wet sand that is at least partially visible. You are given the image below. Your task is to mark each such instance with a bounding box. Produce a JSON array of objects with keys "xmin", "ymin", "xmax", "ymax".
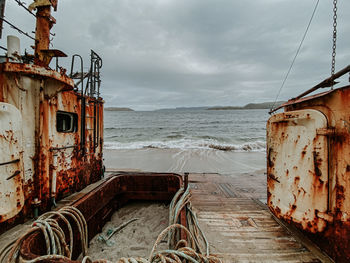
[{"xmin": 104, "ymin": 148, "xmax": 266, "ymax": 175}]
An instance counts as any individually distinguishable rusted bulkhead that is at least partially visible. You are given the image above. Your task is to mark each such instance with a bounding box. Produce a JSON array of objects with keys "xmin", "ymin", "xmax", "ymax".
[
  {"xmin": 267, "ymin": 84, "xmax": 350, "ymax": 262},
  {"xmin": 0, "ymin": 62, "xmax": 104, "ymax": 230},
  {"xmin": 0, "ymin": 0, "xmax": 104, "ymax": 231}
]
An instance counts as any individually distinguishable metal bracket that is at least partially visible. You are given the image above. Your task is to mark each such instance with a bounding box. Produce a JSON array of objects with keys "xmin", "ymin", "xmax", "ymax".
[
  {"xmin": 0, "ymin": 158, "xmax": 20, "ymax": 166},
  {"xmin": 316, "ymin": 128, "xmax": 335, "ymax": 136}
]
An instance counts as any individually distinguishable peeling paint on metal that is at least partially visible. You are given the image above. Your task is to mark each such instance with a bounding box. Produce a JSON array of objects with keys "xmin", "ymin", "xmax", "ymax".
[
  {"xmin": 267, "ymin": 86, "xmax": 350, "ymax": 262},
  {"xmin": 0, "ymin": 63, "xmax": 104, "ymax": 231}
]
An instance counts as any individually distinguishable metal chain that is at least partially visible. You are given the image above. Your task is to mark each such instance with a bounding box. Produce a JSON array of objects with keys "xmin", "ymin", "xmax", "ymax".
[{"xmin": 331, "ymin": 0, "xmax": 337, "ymax": 89}]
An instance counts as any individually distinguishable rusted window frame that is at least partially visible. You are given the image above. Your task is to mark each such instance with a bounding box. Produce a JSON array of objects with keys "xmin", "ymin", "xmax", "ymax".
[{"xmin": 56, "ymin": 110, "xmax": 78, "ymax": 133}]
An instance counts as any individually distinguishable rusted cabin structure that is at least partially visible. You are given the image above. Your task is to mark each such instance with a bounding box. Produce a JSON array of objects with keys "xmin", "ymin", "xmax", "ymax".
[
  {"xmin": 267, "ymin": 65, "xmax": 350, "ymax": 262},
  {"xmin": 0, "ymin": 0, "xmax": 103, "ymax": 231}
]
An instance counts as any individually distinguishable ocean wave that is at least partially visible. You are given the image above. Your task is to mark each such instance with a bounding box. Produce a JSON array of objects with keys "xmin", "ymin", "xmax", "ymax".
[
  {"xmin": 208, "ymin": 141, "xmax": 266, "ymax": 151},
  {"xmin": 166, "ymin": 134, "xmax": 184, "ymax": 139},
  {"xmin": 104, "ymin": 139, "xmax": 266, "ymax": 152}
]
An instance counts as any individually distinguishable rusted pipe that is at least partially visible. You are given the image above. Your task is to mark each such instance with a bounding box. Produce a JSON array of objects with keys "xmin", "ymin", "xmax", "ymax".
[
  {"xmin": 294, "ymin": 64, "xmax": 350, "ymax": 100},
  {"xmin": 51, "ymin": 154, "xmax": 58, "ymax": 207},
  {"xmin": 34, "ymin": 6, "xmax": 53, "ymax": 66},
  {"xmin": 270, "ymin": 65, "xmax": 350, "ymax": 114}
]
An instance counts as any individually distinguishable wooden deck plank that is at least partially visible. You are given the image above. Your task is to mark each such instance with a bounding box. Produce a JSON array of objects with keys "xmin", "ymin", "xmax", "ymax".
[{"xmin": 188, "ymin": 173, "xmax": 331, "ymax": 263}]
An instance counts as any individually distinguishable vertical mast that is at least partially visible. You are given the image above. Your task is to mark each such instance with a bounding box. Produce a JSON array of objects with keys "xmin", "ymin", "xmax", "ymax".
[{"xmin": 29, "ymin": 0, "xmax": 58, "ymax": 67}]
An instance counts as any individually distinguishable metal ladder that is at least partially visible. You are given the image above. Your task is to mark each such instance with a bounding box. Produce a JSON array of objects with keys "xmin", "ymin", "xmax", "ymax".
[{"xmin": 70, "ymin": 50, "xmax": 103, "ymax": 155}]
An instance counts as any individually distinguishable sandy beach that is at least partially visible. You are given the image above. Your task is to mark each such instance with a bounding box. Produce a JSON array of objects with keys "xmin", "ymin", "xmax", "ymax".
[{"xmin": 104, "ymin": 148, "xmax": 266, "ymax": 175}]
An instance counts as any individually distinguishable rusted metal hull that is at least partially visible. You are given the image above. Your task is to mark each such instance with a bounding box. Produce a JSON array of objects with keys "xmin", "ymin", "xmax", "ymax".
[
  {"xmin": 0, "ymin": 61, "xmax": 104, "ymax": 232},
  {"xmin": 18, "ymin": 172, "xmax": 182, "ymax": 262},
  {"xmin": 267, "ymin": 85, "xmax": 350, "ymax": 262}
]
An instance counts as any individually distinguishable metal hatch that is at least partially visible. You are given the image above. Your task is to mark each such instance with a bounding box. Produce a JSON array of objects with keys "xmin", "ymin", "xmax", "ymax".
[
  {"xmin": 267, "ymin": 109, "xmax": 329, "ymax": 233},
  {"xmin": 0, "ymin": 103, "xmax": 24, "ymax": 222}
]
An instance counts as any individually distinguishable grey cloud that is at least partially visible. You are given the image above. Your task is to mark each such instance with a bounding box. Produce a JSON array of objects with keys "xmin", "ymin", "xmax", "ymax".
[{"xmin": 2, "ymin": 0, "xmax": 350, "ymax": 110}]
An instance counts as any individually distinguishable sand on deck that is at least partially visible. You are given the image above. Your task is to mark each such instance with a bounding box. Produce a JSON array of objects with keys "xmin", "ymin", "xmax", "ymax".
[
  {"xmin": 97, "ymin": 148, "xmax": 267, "ymax": 260},
  {"xmin": 88, "ymin": 202, "xmax": 169, "ymax": 261}
]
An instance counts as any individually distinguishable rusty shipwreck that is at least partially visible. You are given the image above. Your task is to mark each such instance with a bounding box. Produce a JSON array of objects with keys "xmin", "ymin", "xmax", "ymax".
[
  {"xmin": 266, "ymin": 1, "xmax": 350, "ymax": 261},
  {"xmin": 0, "ymin": 1, "xmax": 201, "ymax": 262},
  {"xmin": 0, "ymin": 0, "xmax": 350, "ymax": 263},
  {"xmin": 0, "ymin": 0, "xmax": 104, "ymax": 229},
  {"xmin": 267, "ymin": 66, "xmax": 350, "ymax": 262}
]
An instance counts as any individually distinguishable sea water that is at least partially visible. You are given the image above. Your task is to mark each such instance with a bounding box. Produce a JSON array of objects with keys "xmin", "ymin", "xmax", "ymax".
[
  {"xmin": 103, "ymin": 109, "xmax": 269, "ymax": 174},
  {"xmin": 104, "ymin": 109, "xmax": 268, "ymax": 152}
]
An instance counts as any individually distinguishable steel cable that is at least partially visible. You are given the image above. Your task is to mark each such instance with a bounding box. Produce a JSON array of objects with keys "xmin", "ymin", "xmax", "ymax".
[{"xmin": 270, "ymin": 0, "xmax": 320, "ymax": 113}]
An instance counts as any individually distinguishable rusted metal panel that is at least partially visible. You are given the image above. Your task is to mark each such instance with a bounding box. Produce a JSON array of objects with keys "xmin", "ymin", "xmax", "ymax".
[
  {"xmin": 272, "ymin": 89, "xmax": 335, "ymax": 113},
  {"xmin": 39, "ymin": 81, "xmax": 104, "ymax": 207},
  {"xmin": 0, "ymin": 74, "xmax": 40, "ymax": 219},
  {"xmin": 0, "ymin": 61, "xmax": 104, "ymax": 230},
  {"xmin": 267, "ymin": 109, "xmax": 330, "ymax": 233},
  {"xmin": 0, "ymin": 0, "xmax": 105, "ymax": 237},
  {"xmin": 0, "ymin": 102, "xmax": 24, "ymax": 222},
  {"xmin": 268, "ymin": 86, "xmax": 350, "ymax": 262},
  {"xmin": 0, "ymin": 62, "xmax": 74, "ymax": 86}
]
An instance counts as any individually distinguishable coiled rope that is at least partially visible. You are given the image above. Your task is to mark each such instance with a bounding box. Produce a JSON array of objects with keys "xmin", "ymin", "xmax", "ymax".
[
  {"xmin": 1, "ymin": 187, "xmax": 221, "ymax": 263},
  {"xmin": 0, "ymin": 206, "xmax": 88, "ymax": 263},
  {"xmin": 100, "ymin": 187, "xmax": 220, "ymax": 263}
]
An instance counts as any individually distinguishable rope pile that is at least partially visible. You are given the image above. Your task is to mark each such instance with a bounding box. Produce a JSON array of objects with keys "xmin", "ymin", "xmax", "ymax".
[
  {"xmin": 105, "ymin": 187, "xmax": 221, "ymax": 263},
  {"xmin": 0, "ymin": 187, "xmax": 221, "ymax": 263},
  {"xmin": 0, "ymin": 206, "xmax": 88, "ymax": 263}
]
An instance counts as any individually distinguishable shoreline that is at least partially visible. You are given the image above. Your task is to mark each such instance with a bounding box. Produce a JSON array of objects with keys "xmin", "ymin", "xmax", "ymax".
[{"xmin": 103, "ymin": 148, "xmax": 266, "ymax": 175}]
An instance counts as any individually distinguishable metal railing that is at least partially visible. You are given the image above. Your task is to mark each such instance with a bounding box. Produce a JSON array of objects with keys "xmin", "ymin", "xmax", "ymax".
[{"xmin": 70, "ymin": 50, "xmax": 102, "ymax": 99}]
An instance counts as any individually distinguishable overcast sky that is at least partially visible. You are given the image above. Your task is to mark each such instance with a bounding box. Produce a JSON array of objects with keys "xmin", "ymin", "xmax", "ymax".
[{"xmin": 3, "ymin": 0, "xmax": 350, "ymax": 110}]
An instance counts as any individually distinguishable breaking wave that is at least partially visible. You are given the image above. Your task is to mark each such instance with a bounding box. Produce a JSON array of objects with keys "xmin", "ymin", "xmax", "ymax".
[{"xmin": 104, "ymin": 139, "xmax": 266, "ymax": 152}]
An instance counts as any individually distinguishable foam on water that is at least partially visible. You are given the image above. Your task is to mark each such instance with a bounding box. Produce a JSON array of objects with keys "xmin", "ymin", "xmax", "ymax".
[
  {"xmin": 104, "ymin": 139, "xmax": 266, "ymax": 152},
  {"xmin": 103, "ymin": 109, "xmax": 269, "ymax": 153}
]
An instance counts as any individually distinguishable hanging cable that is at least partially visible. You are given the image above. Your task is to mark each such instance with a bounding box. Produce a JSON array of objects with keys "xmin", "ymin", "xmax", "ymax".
[
  {"xmin": 270, "ymin": 0, "xmax": 320, "ymax": 114},
  {"xmin": 330, "ymin": 0, "xmax": 337, "ymax": 89},
  {"xmin": 0, "ymin": 17, "xmax": 36, "ymax": 41},
  {"xmin": 13, "ymin": 0, "xmax": 36, "ymax": 17}
]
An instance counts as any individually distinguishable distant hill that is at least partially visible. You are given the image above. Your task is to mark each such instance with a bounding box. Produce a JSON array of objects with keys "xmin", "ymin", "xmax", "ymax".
[
  {"xmin": 208, "ymin": 106, "xmax": 241, "ymax": 110},
  {"xmin": 155, "ymin": 107, "xmax": 209, "ymax": 111},
  {"xmin": 105, "ymin": 107, "xmax": 134, "ymax": 111},
  {"xmin": 207, "ymin": 101, "xmax": 285, "ymax": 110}
]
